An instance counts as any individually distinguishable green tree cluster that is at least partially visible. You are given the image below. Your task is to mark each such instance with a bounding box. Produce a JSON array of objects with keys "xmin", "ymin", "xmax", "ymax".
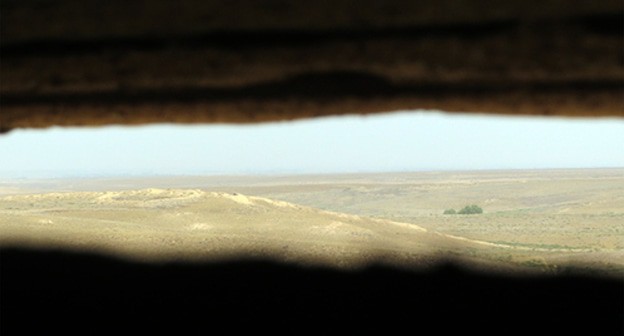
[
  {"xmin": 458, "ymin": 204, "xmax": 483, "ymax": 214},
  {"xmin": 443, "ymin": 205, "xmax": 483, "ymax": 215}
]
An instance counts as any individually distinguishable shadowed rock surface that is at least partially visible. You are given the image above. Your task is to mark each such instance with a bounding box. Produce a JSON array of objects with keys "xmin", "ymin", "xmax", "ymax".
[
  {"xmin": 1, "ymin": 0, "xmax": 622, "ymax": 132},
  {"xmin": 1, "ymin": 248, "xmax": 622, "ymax": 335}
]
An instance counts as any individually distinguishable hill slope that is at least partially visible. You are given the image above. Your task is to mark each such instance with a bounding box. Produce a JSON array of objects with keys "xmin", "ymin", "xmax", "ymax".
[{"xmin": 0, "ymin": 188, "xmax": 510, "ymax": 267}]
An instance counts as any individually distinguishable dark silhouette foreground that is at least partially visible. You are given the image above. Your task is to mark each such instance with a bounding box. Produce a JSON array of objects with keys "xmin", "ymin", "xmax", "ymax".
[{"xmin": 1, "ymin": 247, "xmax": 622, "ymax": 335}]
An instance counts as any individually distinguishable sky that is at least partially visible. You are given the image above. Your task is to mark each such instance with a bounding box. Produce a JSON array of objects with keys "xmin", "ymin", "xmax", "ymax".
[{"xmin": 0, "ymin": 110, "xmax": 623, "ymax": 178}]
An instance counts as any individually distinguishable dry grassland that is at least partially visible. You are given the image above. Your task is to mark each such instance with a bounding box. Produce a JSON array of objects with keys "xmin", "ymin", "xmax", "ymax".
[{"xmin": 1, "ymin": 168, "xmax": 622, "ymax": 275}]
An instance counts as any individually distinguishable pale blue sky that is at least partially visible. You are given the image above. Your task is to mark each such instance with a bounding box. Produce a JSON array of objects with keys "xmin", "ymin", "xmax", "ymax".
[{"xmin": 0, "ymin": 111, "xmax": 622, "ymax": 178}]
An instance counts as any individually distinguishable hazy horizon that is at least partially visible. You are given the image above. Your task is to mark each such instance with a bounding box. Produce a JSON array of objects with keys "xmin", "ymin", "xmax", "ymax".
[{"xmin": 1, "ymin": 111, "xmax": 623, "ymax": 179}]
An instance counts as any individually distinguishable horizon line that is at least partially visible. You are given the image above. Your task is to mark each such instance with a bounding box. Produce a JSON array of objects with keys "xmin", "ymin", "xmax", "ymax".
[{"xmin": 2, "ymin": 166, "xmax": 623, "ymax": 180}]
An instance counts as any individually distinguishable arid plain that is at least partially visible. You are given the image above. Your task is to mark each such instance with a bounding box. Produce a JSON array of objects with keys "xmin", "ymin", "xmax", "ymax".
[{"xmin": 1, "ymin": 168, "xmax": 622, "ymax": 275}]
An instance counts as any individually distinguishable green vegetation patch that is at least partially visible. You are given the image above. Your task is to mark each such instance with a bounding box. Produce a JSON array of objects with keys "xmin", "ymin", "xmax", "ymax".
[{"xmin": 443, "ymin": 204, "xmax": 483, "ymax": 215}]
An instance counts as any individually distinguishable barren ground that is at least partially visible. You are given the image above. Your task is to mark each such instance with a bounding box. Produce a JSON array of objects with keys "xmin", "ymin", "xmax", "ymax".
[{"xmin": 1, "ymin": 168, "xmax": 622, "ymax": 275}]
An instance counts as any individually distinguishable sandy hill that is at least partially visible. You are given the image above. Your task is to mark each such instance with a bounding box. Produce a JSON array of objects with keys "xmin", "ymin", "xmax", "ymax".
[{"xmin": 0, "ymin": 188, "xmax": 521, "ymax": 269}]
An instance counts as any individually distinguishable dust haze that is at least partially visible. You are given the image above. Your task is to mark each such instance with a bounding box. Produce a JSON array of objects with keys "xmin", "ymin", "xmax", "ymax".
[{"xmin": 1, "ymin": 168, "xmax": 622, "ymax": 276}]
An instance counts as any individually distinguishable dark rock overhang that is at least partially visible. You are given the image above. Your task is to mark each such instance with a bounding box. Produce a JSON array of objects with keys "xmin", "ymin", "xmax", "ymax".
[{"xmin": 1, "ymin": 0, "xmax": 622, "ymax": 132}]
